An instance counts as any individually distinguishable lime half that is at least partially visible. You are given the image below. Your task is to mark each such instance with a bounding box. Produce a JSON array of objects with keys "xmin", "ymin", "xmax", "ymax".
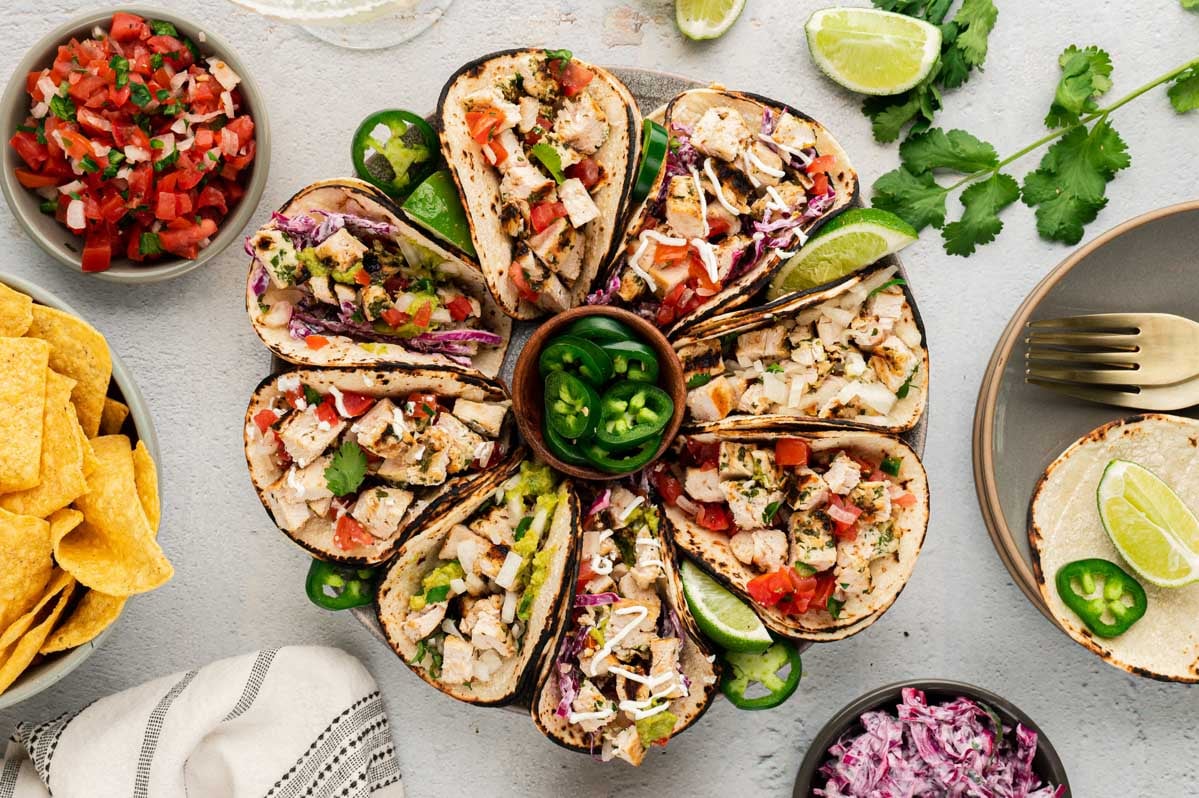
[
  {"xmin": 401, "ymin": 170, "xmax": 477, "ymax": 258},
  {"xmin": 805, "ymin": 8, "xmax": 942, "ymax": 96},
  {"xmin": 675, "ymin": 0, "xmax": 746, "ymax": 40},
  {"xmin": 1097, "ymin": 460, "xmax": 1199, "ymax": 588},
  {"xmin": 680, "ymin": 560, "xmax": 772, "ymax": 653},
  {"xmin": 766, "ymin": 208, "xmax": 918, "ymax": 300}
]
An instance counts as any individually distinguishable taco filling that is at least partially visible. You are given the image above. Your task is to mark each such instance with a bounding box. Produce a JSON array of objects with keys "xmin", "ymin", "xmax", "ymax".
[
  {"xmin": 402, "ymin": 462, "xmax": 564, "ymax": 687},
  {"xmin": 617, "ymin": 97, "xmax": 846, "ymax": 329},
  {"xmin": 247, "ymin": 373, "xmax": 509, "ymax": 552},
  {"xmin": 681, "ymin": 266, "xmax": 923, "ymax": 426},
  {"xmin": 655, "ymin": 437, "xmax": 917, "ymax": 618},
  {"xmin": 248, "ymin": 209, "xmax": 503, "ymax": 365},
  {"xmin": 549, "ymin": 488, "xmax": 705, "ymax": 765},
  {"xmin": 456, "ymin": 50, "xmax": 614, "ymax": 311}
]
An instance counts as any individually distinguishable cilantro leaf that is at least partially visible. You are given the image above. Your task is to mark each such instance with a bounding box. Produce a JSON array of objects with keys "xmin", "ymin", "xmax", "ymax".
[
  {"xmin": 941, "ymin": 172, "xmax": 1019, "ymax": 255},
  {"xmin": 1167, "ymin": 66, "xmax": 1199, "ymax": 113},
  {"xmin": 325, "ymin": 440, "xmax": 368, "ymax": 497},
  {"xmin": 1046, "ymin": 46, "xmax": 1113, "ymax": 128},
  {"xmin": 952, "ymin": 0, "xmax": 998, "ymax": 68},
  {"xmin": 863, "ymin": 85, "xmax": 938, "ymax": 143},
  {"xmin": 871, "ymin": 167, "xmax": 949, "ymax": 231},
  {"xmin": 871, "ymin": 0, "xmax": 952, "ymax": 23},
  {"xmin": 936, "ymin": 24, "xmax": 972, "ymax": 89},
  {"xmin": 529, "ymin": 142, "xmax": 565, "ymax": 183},
  {"xmin": 900, "ymin": 128, "xmax": 999, "ymax": 173}
]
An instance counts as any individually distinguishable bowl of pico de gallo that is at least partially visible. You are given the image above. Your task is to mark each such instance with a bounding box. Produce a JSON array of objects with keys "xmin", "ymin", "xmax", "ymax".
[{"xmin": 0, "ymin": 8, "xmax": 268, "ymax": 282}]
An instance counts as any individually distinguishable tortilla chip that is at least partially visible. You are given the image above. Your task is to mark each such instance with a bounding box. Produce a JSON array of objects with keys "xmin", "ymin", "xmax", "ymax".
[
  {"xmin": 0, "ymin": 283, "xmax": 32, "ymax": 336},
  {"xmin": 0, "ymin": 338, "xmax": 50, "ymax": 492},
  {"xmin": 0, "ymin": 570, "xmax": 75, "ymax": 696},
  {"xmin": 0, "ymin": 507, "xmax": 52, "ymax": 634},
  {"xmin": 56, "ymin": 436, "xmax": 172, "ymax": 596},
  {"xmin": 40, "ymin": 589, "xmax": 125, "ymax": 654},
  {"xmin": 100, "ymin": 397, "xmax": 130, "ymax": 435},
  {"xmin": 76, "ymin": 417, "xmax": 99, "ymax": 477},
  {"xmin": 131, "ymin": 441, "xmax": 160, "ymax": 533},
  {"xmin": 25, "ymin": 306, "xmax": 111, "ymax": 438},
  {"xmin": 0, "ymin": 371, "xmax": 87, "ymax": 518}
]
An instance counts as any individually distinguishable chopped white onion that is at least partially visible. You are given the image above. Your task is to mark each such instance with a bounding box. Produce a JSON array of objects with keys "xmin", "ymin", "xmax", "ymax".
[
  {"xmin": 501, "ymin": 590, "xmax": 517, "ymax": 624},
  {"xmin": 494, "ymin": 551, "xmax": 524, "ymax": 590},
  {"xmin": 206, "ymin": 57, "xmax": 242, "ymax": 91},
  {"xmin": 449, "ymin": 578, "xmax": 467, "ymax": 596},
  {"xmin": 64, "ymin": 199, "xmax": 85, "ymax": 231},
  {"xmin": 57, "ymin": 180, "xmax": 84, "ymax": 196},
  {"xmin": 827, "ymin": 502, "xmax": 858, "ymax": 525},
  {"xmin": 457, "ymin": 538, "xmax": 478, "ymax": 576},
  {"xmin": 123, "ymin": 145, "xmax": 150, "ymax": 163}
]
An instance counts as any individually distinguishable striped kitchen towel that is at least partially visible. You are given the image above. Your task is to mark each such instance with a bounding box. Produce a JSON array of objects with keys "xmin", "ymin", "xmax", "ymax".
[{"xmin": 0, "ymin": 646, "xmax": 402, "ymax": 798}]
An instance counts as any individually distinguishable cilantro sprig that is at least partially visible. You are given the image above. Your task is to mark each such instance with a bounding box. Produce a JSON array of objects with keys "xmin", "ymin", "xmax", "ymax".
[{"xmin": 325, "ymin": 440, "xmax": 368, "ymax": 497}]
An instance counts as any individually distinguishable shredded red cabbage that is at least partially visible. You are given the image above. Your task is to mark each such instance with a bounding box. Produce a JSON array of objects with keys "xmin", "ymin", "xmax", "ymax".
[
  {"xmin": 412, "ymin": 329, "xmax": 504, "ymax": 345},
  {"xmin": 761, "ymin": 107, "xmax": 776, "ymax": 135},
  {"xmin": 815, "ymin": 688, "xmax": 1064, "ymax": 798},
  {"xmin": 270, "ymin": 210, "xmax": 394, "ymax": 250},
  {"xmin": 574, "ymin": 591, "xmax": 619, "ymax": 607},
  {"xmin": 585, "ymin": 274, "xmax": 621, "ymax": 306},
  {"xmin": 249, "ymin": 263, "xmax": 269, "ymax": 297}
]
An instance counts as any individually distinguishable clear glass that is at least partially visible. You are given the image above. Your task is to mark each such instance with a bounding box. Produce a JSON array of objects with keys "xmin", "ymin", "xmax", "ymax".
[{"xmin": 231, "ymin": 0, "xmax": 453, "ymax": 50}]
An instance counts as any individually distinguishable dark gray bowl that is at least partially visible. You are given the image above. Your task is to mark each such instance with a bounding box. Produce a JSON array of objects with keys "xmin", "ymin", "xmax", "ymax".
[
  {"xmin": 0, "ymin": 7, "xmax": 269, "ymax": 283},
  {"xmin": 794, "ymin": 679, "xmax": 1070, "ymax": 796}
]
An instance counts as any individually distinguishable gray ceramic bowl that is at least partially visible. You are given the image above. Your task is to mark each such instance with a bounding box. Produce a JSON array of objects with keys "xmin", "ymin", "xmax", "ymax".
[
  {"xmin": 793, "ymin": 679, "xmax": 1071, "ymax": 796},
  {"xmin": 0, "ymin": 272, "xmax": 160, "ymax": 711},
  {"xmin": 0, "ymin": 7, "xmax": 269, "ymax": 283}
]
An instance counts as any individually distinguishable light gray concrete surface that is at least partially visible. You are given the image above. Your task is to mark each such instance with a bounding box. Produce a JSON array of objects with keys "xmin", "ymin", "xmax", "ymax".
[{"xmin": 2, "ymin": 1, "xmax": 1197, "ymax": 795}]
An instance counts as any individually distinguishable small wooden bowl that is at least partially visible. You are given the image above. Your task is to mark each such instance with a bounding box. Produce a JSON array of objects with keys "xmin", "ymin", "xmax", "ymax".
[{"xmin": 513, "ymin": 306, "xmax": 685, "ymax": 481}]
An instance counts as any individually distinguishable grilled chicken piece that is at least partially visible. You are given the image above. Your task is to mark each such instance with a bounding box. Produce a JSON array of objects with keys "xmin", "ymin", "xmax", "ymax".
[
  {"xmin": 558, "ymin": 178, "xmax": 600, "ymax": 228},
  {"xmin": 402, "ymin": 601, "xmax": 447, "ymax": 643},
  {"xmin": 684, "ymin": 467, "xmax": 724, "ymax": 503},
  {"xmin": 250, "ymin": 228, "xmax": 299, "ymax": 288},
  {"xmin": 440, "ymin": 524, "xmax": 489, "ymax": 561},
  {"xmin": 717, "ymin": 441, "xmax": 757, "ymax": 479},
  {"xmin": 709, "ymin": 159, "xmax": 755, "ymax": 213},
  {"xmin": 432, "ymin": 412, "xmax": 484, "ymax": 473},
  {"xmin": 377, "ymin": 446, "xmax": 450, "ymax": 487},
  {"xmin": 729, "ymin": 528, "xmax": 788, "ymax": 571},
  {"xmin": 351, "ymin": 487, "xmax": 413, "ymax": 540},
  {"xmin": 441, "ymin": 635, "xmax": 474, "ymax": 684},
  {"xmin": 870, "ymin": 336, "xmax": 919, "ymax": 393},
  {"xmin": 705, "ymin": 193, "xmax": 743, "ymax": 234},
  {"xmin": 263, "ymin": 484, "xmax": 311, "ymax": 532},
  {"xmin": 313, "ymin": 228, "xmax": 367, "ymax": 273},
  {"xmin": 834, "ymin": 540, "xmax": 873, "ymax": 602},
  {"xmin": 500, "ymin": 161, "xmax": 554, "ymax": 202},
  {"xmin": 686, "ymin": 376, "xmax": 737, "ymax": 422},
  {"xmin": 517, "ymin": 95, "xmax": 541, "ymax": 132},
  {"xmin": 308, "ymin": 274, "xmax": 336, "ymax": 305},
  {"xmin": 554, "ymin": 92, "xmax": 609, "ymax": 154},
  {"xmin": 611, "ymin": 725, "xmax": 647, "ymax": 767},
  {"xmin": 609, "ymin": 597, "xmax": 661, "ymax": 654},
  {"xmin": 736, "ymin": 383, "xmax": 772, "ymax": 415},
  {"xmin": 677, "ymin": 339, "xmax": 725, "ymax": 385},
  {"xmin": 736, "ymin": 326, "xmax": 789, "ymax": 366},
  {"xmin": 353, "ymin": 398, "xmax": 405, "ymax": 457},
  {"xmin": 571, "ymin": 680, "xmax": 616, "ymax": 733},
  {"xmin": 529, "ymin": 217, "xmax": 582, "ymax": 281},
  {"xmin": 285, "ymin": 456, "xmax": 334, "ymax": 503},
  {"xmin": 617, "ymin": 571, "xmax": 658, "ymax": 601},
  {"xmin": 771, "ymin": 113, "xmax": 817, "ymax": 152},
  {"xmin": 790, "ymin": 510, "xmax": 837, "ymax": 572},
  {"xmin": 691, "ymin": 106, "xmax": 752, "ymax": 163},
  {"xmin": 451, "ymin": 398, "xmax": 508, "ymax": 438},
  {"xmin": 650, "ymin": 637, "xmax": 684, "ymax": 699},
  {"xmin": 788, "ymin": 468, "xmax": 829, "ymax": 511},
  {"xmin": 740, "ymin": 141, "xmax": 784, "ymax": 187},
  {"xmin": 713, "ymin": 235, "xmax": 749, "ymax": 282},
  {"xmin": 462, "ymin": 595, "xmax": 515, "ymax": 657},
  {"xmin": 468, "ymin": 503, "xmax": 516, "ymax": 546},
  {"xmin": 750, "ymin": 181, "xmax": 810, "ymax": 217},
  {"xmin": 664, "ymin": 175, "xmax": 707, "ymax": 239},
  {"xmin": 277, "ymin": 407, "xmax": 345, "ymax": 468},
  {"xmin": 824, "ymin": 452, "xmax": 862, "ymax": 495},
  {"xmin": 848, "ymin": 481, "xmax": 892, "ymax": 526},
  {"xmin": 722, "ymin": 481, "xmax": 785, "ymax": 531},
  {"xmin": 464, "ymin": 87, "xmax": 521, "ymax": 130}
]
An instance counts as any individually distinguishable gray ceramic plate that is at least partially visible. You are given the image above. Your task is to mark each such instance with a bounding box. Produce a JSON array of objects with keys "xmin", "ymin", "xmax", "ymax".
[
  {"xmin": 973, "ymin": 200, "xmax": 1199, "ymax": 621},
  {"xmin": 0, "ymin": 272, "xmax": 160, "ymax": 711}
]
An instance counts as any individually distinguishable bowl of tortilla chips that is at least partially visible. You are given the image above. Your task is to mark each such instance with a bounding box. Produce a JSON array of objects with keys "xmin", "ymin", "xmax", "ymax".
[{"xmin": 0, "ymin": 272, "xmax": 171, "ymax": 709}]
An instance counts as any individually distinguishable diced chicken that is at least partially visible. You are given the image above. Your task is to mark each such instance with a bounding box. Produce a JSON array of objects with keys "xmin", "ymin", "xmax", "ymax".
[
  {"xmin": 554, "ymin": 93, "xmax": 608, "ymax": 154},
  {"xmin": 611, "ymin": 725, "xmax": 647, "ymax": 767},
  {"xmin": 277, "ymin": 407, "xmax": 346, "ymax": 468},
  {"xmin": 492, "ymin": 128, "xmax": 524, "ymax": 171},
  {"xmin": 650, "ymin": 637, "xmax": 684, "ymax": 699},
  {"xmin": 691, "ymin": 106, "xmax": 752, "ymax": 163},
  {"xmin": 870, "ymin": 336, "xmax": 919, "ymax": 394},
  {"xmin": 790, "ymin": 510, "xmax": 837, "ymax": 572},
  {"xmin": 718, "ymin": 441, "xmax": 757, "ymax": 479},
  {"xmin": 740, "ymin": 142, "xmax": 785, "ymax": 187},
  {"xmin": 558, "ymin": 178, "xmax": 600, "ymax": 228},
  {"xmin": 571, "ymin": 680, "xmax": 615, "ymax": 733},
  {"xmin": 528, "ymin": 217, "xmax": 582, "ymax": 281},
  {"xmin": 536, "ymin": 273, "xmax": 572, "ymax": 312},
  {"xmin": 468, "ymin": 504, "xmax": 516, "ymax": 546},
  {"xmin": 722, "ymin": 481, "xmax": 785, "ymax": 531},
  {"xmin": 737, "ymin": 383, "xmax": 771, "ymax": 415},
  {"xmin": 608, "ymin": 487, "xmax": 641, "ymax": 528},
  {"xmin": 313, "ymin": 228, "xmax": 367, "ymax": 274},
  {"xmin": 263, "ymin": 484, "xmax": 312, "ymax": 532},
  {"xmin": 848, "ymin": 481, "xmax": 892, "ymax": 526},
  {"xmin": 834, "ymin": 541, "xmax": 873, "ymax": 601},
  {"xmin": 772, "ymin": 113, "xmax": 817, "ymax": 152},
  {"xmin": 283, "ymin": 456, "xmax": 334, "ymax": 503},
  {"xmin": 664, "ymin": 175, "xmax": 707, "ymax": 239},
  {"xmin": 351, "ymin": 487, "xmax": 413, "ymax": 540},
  {"xmin": 868, "ymin": 290, "xmax": 906, "ymax": 326},
  {"xmin": 308, "ymin": 497, "xmax": 332, "ymax": 517},
  {"xmin": 788, "ymin": 468, "xmax": 829, "ymax": 511},
  {"xmin": 729, "ymin": 528, "xmax": 788, "ymax": 571},
  {"xmin": 893, "ymin": 316, "xmax": 924, "ymax": 351},
  {"xmin": 432, "ymin": 412, "xmax": 485, "ymax": 473},
  {"xmin": 686, "ymin": 376, "xmax": 737, "ymax": 423},
  {"xmin": 463, "ymin": 87, "xmax": 520, "ymax": 131},
  {"xmin": 609, "ymin": 597, "xmax": 661, "ymax": 654},
  {"xmin": 377, "ymin": 445, "xmax": 450, "ymax": 487},
  {"xmin": 684, "ymin": 467, "xmax": 724, "ymax": 503},
  {"xmin": 618, "ymin": 571, "xmax": 658, "ymax": 601},
  {"xmin": 334, "ymin": 283, "xmax": 357, "ymax": 306},
  {"xmin": 713, "ymin": 235, "xmax": 749, "ymax": 282},
  {"xmin": 705, "ymin": 198, "xmax": 742, "ymax": 236},
  {"xmin": 440, "ymin": 524, "xmax": 488, "ymax": 561},
  {"xmin": 499, "ymin": 197, "xmax": 529, "ymax": 238},
  {"xmin": 645, "ymin": 259, "xmax": 691, "ymax": 298},
  {"xmin": 402, "ymin": 601, "xmax": 447, "ymax": 643},
  {"xmin": 473, "ymin": 542, "xmax": 512, "ymax": 580},
  {"xmin": 352, "ymin": 398, "xmax": 403, "ymax": 454},
  {"xmin": 824, "ymin": 452, "xmax": 862, "ymax": 495},
  {"xmin": 750, "ymin": 448, "xmax": 780, "ymax": 489},
  {"xmin": 463, "ymin": 595, "xmax": 515, "ymax": 657},
  {"xmin": 517, "ymin": 95, "xmax": 541, "ymax": 132},
  {"xmin": 750, "ymin": 181, "xmax": 810, "ymax": 217},
  {"xmin": 360, "ymin": 285, "xmax": 389, "ymax": 321},
  {"xmin": 857, "ymin": 523, "xmax": 900, "ymax": 559},
  {"xmin": 736, "ymin": 326, "xmax": 789, "ymax": 366},
  {"xmin": 250, "ymin": 228, "xmax": 299, "ymax": 287},
  {"xmin": 500, "ymin": 161, "xmax": 555, "ymax": 202},
  {"xmin": 309, "ymin": 275, "xmax": 336, "ymax": 305},
  {"xmin": 708, "ymin": 160, "xmax": 755, "ymax": 213},
  {"xmin": 440, "ymin": 635, "xmax": 474, "ymax": 684},
  {"xmin": 677, "ymin": 339, "xmax": 725, "ymax": 384},
  {"xmin": 517, "ymin": 56, "xmax": 560, "ymax": 101}
]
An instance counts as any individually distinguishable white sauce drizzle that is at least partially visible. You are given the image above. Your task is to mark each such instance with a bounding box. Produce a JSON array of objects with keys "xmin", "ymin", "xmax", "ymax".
[
  {"xmin": 328, "ymin": 386, "xmax": 351, "ymax": 418},
  {"xmin": 747, "ymin": 148, "xmax": 786, "ymax": 178},
  {"xmin": 703, "ymin": 157, "xmax": 742, "ymax": 217},
  {"xmin": 628, "ymin": 229, "xmax": 688, "ymax": 293},
  {"xmin": 568, "ymin": 706, "xmax": 616, "ymax": 724},
  {"xmin": 741, "ymin": 152, "xmax": 762, "ymax": 188},
  {"xmin": 765, "ymin": 185, "xmax": 789, "ymax": 212},
  {"xmin": 617, "ymin": 495, "xmax": 645, "ymax": 522},
  {"xmin": 757, "ymin": 132, "xmax": 812, "ymax": 164},
  {"xmin": 607, "ymin": 666, "xmax": 677, "ymax": 689},
  {"xmin": 590, "ymin": 529, "xmax": 615, "ymax": 576},
  {"xmin": 688, "ymin": 165, "xmax": 710, "ymax": 237},
  {"xmin": 588, "ymin": 605, "xmax": 648, "ymax": 677},
  {"xmin": 690, "ymin": 238, "xmax": 720, "ymax": 284}
]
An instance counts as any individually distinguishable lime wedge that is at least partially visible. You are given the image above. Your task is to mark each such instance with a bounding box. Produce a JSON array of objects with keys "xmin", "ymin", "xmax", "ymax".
[
  {"xmin": 766, "ymin": 208, "xmax": 918, "ymax": 300},
  {"xmin": 401, "ymin": 170, "xmax": 477, "ymax": 258},
  {"xmin": 675, "ymin": 0, "xmax": 746, "ymax": 40},
  {"xmin": 1097, "ymin": 460, "xmax": 1199, "ymax": 588},
  {"xmin": 805, "ymin": 8, "xmax": 942, "ymax": 96},
  {"xmin": 680, "ymin": 559, "xmax": 772, "ymax": 653}
]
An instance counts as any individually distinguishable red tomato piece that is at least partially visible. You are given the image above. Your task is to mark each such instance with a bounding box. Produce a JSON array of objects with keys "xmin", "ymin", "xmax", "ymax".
[
  {"xmin": 9, "ymin": 131, "xmax": 48, "ymax": 170},
  {"xmin": 529, "ymin": 201, "xmax": 568, "ymax": 234},
  {"xmin": 253, "ymin": 409, "xmax": 279, "ymax": 434},
  {"xmin": 894, "ymin": 492, "xmax": 917, "ymax": 508},
  {"xmin": 827, "ymin": 494, "xmax": 862, "ymax": 541},
  {"xmin": 509, "ymin": 259, "xmax": 540, "ymax": 303},
  {"xmin": 464, "ymin": 108, "xmax": 504, "ymax": 145},
  {"xmin": 305, "ymin": 335, "xmax": 330, "ymax": 351},
  {"xmin": 811, "ymin": 172, "xmax": 829, "ymax": 197},
  {"xmin": 80, "ymin": 227, "xmax": 112, "ymax": 273},
  {"xmin": 412, "ymin": 302, "xmax": 432, "ymax": 329},
  {"xmin": 337, "ymin": 391, "xmax": 375, "ymax": 417},
  {"xmin": 446, "ymin": 295, "xmax": 474, "ymax": 322},
  {"xmin": 13, "ymin": 169, "xmax": 58, "ymax": 189},
  {"xmin": 157, "ymin": 217, "xmax": 217, "ymax": 258},
  {"xmin": 695, "ymin": 502, "xmax": 732, "ymax": 532},
  {"xmin": 406, "ymin": 393, "xmax": 441, "ymax": 422},
  {"xmin": 110, "ymin": 12, "xmax": 149, "ymax": 42},
  {"xmin": 565, "ymin": 157, "xmax": 601, "ymax": 189},
  {"xmin": 775, "ymin": 438, "xmax": 811, "ymax": 468},
  {"xmin": 380, "ymin": 307, "xmax": 410, "ymax": 328},
  {"xmin": 314, "ymin": 396, "xmax": 339, "ymax": 425},
  {"xmin": 650, "ymin": 466, "xmax": 683, "ymax": 506},
  {"xmin": 333, "ymin": 514, "xmax": 373, "ymax": 551},
  {"xmin": 550, "ymin": 59, "xmax": 595, "ymax": 97}
]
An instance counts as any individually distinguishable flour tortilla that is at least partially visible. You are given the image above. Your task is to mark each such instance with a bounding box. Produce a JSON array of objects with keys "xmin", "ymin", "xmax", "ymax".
[
  {"xmin": 438, "ymin": 49, "xmax": 640, "ymax": 319},
  {"xmin": 245, "ymin": 178, "xmax": 512, "ymax": 378},
  {"xmin": 1030, "ymin": 413, "xmax": 1199, "ymax": 682},
  {"xmin": 375, "ymin": 464, "xmax": 578, "ymax": 705},
  {"xmin": 665, "ymin": 431, "xmax": 928, "ymax": 640}
]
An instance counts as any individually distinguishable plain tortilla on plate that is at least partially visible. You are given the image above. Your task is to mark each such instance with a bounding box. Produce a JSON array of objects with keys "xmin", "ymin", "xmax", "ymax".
[{"xmin": 1030, "ymin": 413, "xmax": 1199, "ymax": 682}]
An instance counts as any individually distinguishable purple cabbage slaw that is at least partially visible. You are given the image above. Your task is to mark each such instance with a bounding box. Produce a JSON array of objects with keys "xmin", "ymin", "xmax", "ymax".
[{"xmin": 815, "ymin": 688, "xmax": 1064, "ymax": 798}]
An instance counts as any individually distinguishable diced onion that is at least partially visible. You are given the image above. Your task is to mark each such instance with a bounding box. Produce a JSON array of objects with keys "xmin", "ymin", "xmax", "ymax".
[
  {"xmin": 457, "ymin": 538, "xmax": 478, "ymax": 576},
  {"xmin": 495, "ymin": 551, "xmax": 524, "ymax": 590},
  {"xmin": 827, "ymin": 502, "xmax": 858, "ymax": 525},
  {"xmin": 441, "ymin": 619, "xmax": 462, "ymax": 639},
  {"xmin": 65, "ymin": 199, "xmax": 85, "ymax": 231},
  {"xmin": 449, "ymin": 578, "xmax": 467, "ymax": 596},
  {"xmin": 675, "ymin": 495, "xmax": 699, "ymax": 516},
  {"xmin": 123, "ymin": 145, "xmax": 150, "ymax": 163},
  {"xmin": 501, "ymin": 590, "xmax": 518, "ymax": 624}
]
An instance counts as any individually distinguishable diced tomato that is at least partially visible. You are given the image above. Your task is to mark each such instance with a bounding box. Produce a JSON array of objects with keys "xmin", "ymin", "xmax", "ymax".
[
  {"xmin": 337, "ymin": 391, "xmax": 375, "ymax": 417},
  {"xmin": 529, "ymin": 200, "xmax": 568, "ymax": 233},
  {"xmin": 812, "ymin": 172, "xmax": 829, "ymax": 197},
  {"xmin": 412, "ymin": 302, "xmax": 432, "ymax": 329},
  {"xmin": 380, "ymin": 307, "xmax": 410, "ymax": 328},
  {"xmin": 196, "ymin": 185, "xmax": 227, "ymax": 214},
  {"xmin": 157, "ymin": 217, "xmax": 217, "ymax": 259},
  {"xmin": 687, "ymin": 252, "xmax": 721, "ymax": 293},
  {"xmin": 827, "ymin": 494, "xmax": 862, "ymax": 541},
  {"xmin": 406, "ymin": 393, "xmax": 441, "ymax": 422},
  {"xmin": 108, "ymin": 83, "xmax": 131, "ymax": 107},
  {"xmin": 314, "ymin": 396, "xmax": 339, "ymax": 425},
  {"xmin": 777, "ymin": 570, "xmax": 818, "ymax": 615},
  {"xmin": 509, "ymin": 259, "xmax": 540, "ymax": 303},
  {"xmin": 550, "ymin": 59, "xmax": 595, "ymax": 97},
  {"xmin": 353, "ymin": 267, "xmax": 371, "ymax": 287},
  {"xmin": 77, "ymin": 107, "xmax": 113, "ymax": 135},
  {"xmin": 155, "ymin": 191, "xmax": 179, "ymax": 221},
  {"xmin": 565, "ymin": 157, "xmax": 601, "ymax": 189},
  {"xmin": 806, "ymin": 154, "xmax": 837, "ymax": 175},
  {"xmin": 305, "ymin": 335, "xmax": 330, "ymax": 351},
  {"xmin": 333, "ymin": 514, "xmax": 373, "ymax": 551},
  {"xmin": 746, "ymin": 569, "xmax": 793, "ymax": 608},
  {"xmin": 9, "ymin": 131, "xmax": 47, "ymax": 170},
  {"xmin": 13, "ymin": 169, "xmax": 58, "ymax": 189},
  {"xmin": 695, "ymin": 502, "xmax": 732, "ymax": 532},
  {"xmin": 576, "ymin": 559, "xmax": 597, "ymax": 595},
  {"xmin": 110, "ymin": 12, "xmax": 149, "ymax": 42},
  {"xmin": 775, "ymin": 438, "xmax": 811, "ymax": 468},
  {"xmin": 464, "ymin": 107, "xmax": 505, "ymax": 145},
  {"xmin": 56, "ymin": 129, "xmax": 92, "ymax": 162},
  {"xmin": 194, "ymin": 127, "xmax": 215, "ymax": 150},
  {"xmin": 811, "ymin": 570, "xmax": 837, "ymax": 610},
  {"xmin": 706, "ymin": 215, "xmax": 730, "ymax": 239},
  {"xmin": 284, "ymin": 386, "xmax": 306, "ymax": 409},
  {"xmin": 894, "ymin": 492, "xmax": 917, "ymax": 508},
  {"xmin": 681, "ymin": 438, "xmax": 719, "ymax": 470},
  {"xmin": 225, "ymin": 116, "xmax": 255, "ymax": 149},
  {"xmin": 446, "ymin": 295, "xmax": 474, "ymax": 322},
  {"xmin": 68, "ymin": 74, "xmax": 107, "ymax": 105},
  {"xmin": 99, "ymin": 192, "xmax": 126, "ymax": 224},
  {"xmin": 650, "ymin": 465, "xmax": 683, "ymax": 506},
  {"xmin": 486, "ymin": 135, "xmax": 508, "ymax": 167},
  {"xmin": 146, "ymin": 35, "xmax": 193, "ymax": 69},
  {"xmin": 524, "ymin": 116, "xmax": 553, "ymax": 146},
  {"xmin": 252, "ymin": 409, "xmax": 279, "ymax": 434},
  {"xmin": 652, "ymin": 243, "xmax": 691, "ymax": 264},
  {"xmin": 80, "ymin": 227, "xmax": 112, "ymax": 273}
]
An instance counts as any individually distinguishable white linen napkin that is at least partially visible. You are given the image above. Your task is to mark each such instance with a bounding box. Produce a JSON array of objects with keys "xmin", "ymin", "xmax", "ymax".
[{"xmin": 0, "ymin": 646, "xmax": 403, "ymax": 798}]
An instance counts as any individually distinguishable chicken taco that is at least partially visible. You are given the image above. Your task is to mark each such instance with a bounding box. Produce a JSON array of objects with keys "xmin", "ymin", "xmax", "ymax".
[
  {"xmin": 376, "ymin": 459, "xmax": 578, "ymax": 705},
  {"xmin": 532, "ymin": 486, "xmax": 719, "ymax": 765},
  {"xmin": 674, "ymin": 263, "xmax": 927, "ymax": 434},
  {"xmin": 244, "ymin": 367, "xmax": 513, "ymax": 565},
  {"xmin": 438, "ymin": 48, "xmax": 640, "ymax": 318},
  {"xmin": 655, "ymin": 431, "xmax": 927, "ymax": 639},
  {"xmin": 246, "ymin": 178, "xmax": 512, "ymax": 377},
  {"xmin": 605, "ymin": 87, "xmax": 857, "ymax": 335}
]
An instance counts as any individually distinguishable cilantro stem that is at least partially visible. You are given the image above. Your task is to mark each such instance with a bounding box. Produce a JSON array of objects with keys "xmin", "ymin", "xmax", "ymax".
[{"xmin": 944, "ymin": 56, "xmax": 1199, "ymax": 193}]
